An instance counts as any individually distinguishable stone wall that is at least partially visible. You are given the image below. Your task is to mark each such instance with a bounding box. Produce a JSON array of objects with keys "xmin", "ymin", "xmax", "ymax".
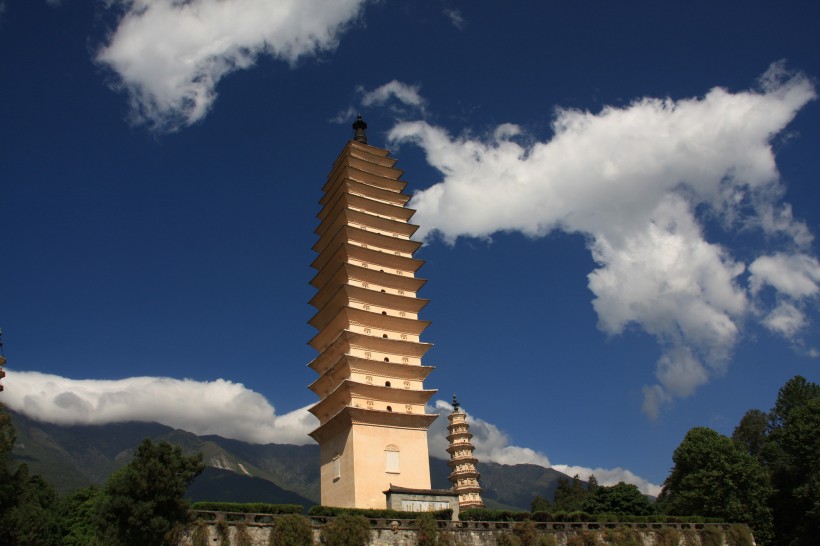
[{"xmin": 179, "ymin": 512, "xmax": 752, "ymax": 546}]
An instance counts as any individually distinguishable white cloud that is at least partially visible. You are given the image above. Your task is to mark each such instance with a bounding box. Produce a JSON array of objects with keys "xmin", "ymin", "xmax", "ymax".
[
  {"xmin": 429, "ymin": 400, "xmax": 551, "ymax": 467},
  {"xmin": 388, "ymin": 64, "xmax": 817, "ymax": 418},
  {"xmin": 3, "ymin": 369, "xmax": 317, "ymax": 445},
  {"xmin": 749, "ymin": 253, "xmax": 820, "ymax": 298},
  {"xmin": 551, "ymin": 465, "xmax": 662, "ymax": 497},
  {"xmin": 443, "ymin": 8, "xmax": 465, "ymax": 30},
  {"xmin": 329, "ymin": 106, "xmax": 358, "ymax": 125},
  {"xmin": 360, "ymin": 80, "xmax": 426, "ymax": 110},
  {"xmin": 760, "ymin": 301, "xmax": 807, "ymax": 337},
  {"xmin": 429, "ymin": 400, "xmax": 661, "ymax": 496},
  {"xmin": 748, "ymin": 253, "xmax": 819, "ymax": 340},
  {"xmin": 96, "ymin": 0, "xmax": 367, "ymax": 132}
]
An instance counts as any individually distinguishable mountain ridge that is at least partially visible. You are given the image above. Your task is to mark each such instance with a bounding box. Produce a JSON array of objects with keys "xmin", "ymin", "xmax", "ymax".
[{"xmin": 8, "ymin": 410, "xmax": 569, "ymax": 511}]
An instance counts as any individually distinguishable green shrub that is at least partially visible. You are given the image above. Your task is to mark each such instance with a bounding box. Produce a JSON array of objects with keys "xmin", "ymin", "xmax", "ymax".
[
  {"xmin": 270, "ymin": 513, "xmax": 313, "ymax": 546},
  {"xmin": 416, "ymin": 513, "xmax": 440, "ymax": 546},
  {"xmin": 512, "ymin": 520, "xmax": 539, "ymax": 546},
  {"xmin": 725, "ymin": 524, "xmax": 753, "ymax": 546},
  {"xmin": 603, "ymin": 528, "xmax": 641, "ymax": 546},
  {"xmin": 654, "ymin": 527, "xmax": 680, "ymax": 546},
  {"xmin": 566, "ymin": 531, "xmax": 597, "ymax": 546},
  {"xmin": 309, "ymin": 505, "xmax": 451, "ymax": 521},
  {"xmin": 235, "ymin": 523, "xmax": 253, "ymax": 546},
  {"xmin": 459, "ymin": 509, "xmax": 525, "ymax": 522},
  {"xmin": 537, "ymin": 534, "xmax": 557, "ymax": 546},
  {"xmin": 319, "ymin": 514, "xmax": 370, "ymax": 546},
  {"xmin": 191, "ymin": 521, "xmax": 210, "ymax": 546},
  {"xmin": 216, "ymin": 519, "xmax": 230, "ymax": 545},
  {"xmin": 193, "ymin": 502, "xmax": 303, "ymax": 514},
  {"xmin": 496, "ymin": 533, "xmax": 522, "ymax": 546},
  {"xmin": 700, "ymin": 525, "xmax": 723, "ymax": 546},
  {"xmin": 679, "ymin": 529, "xmax": 698, "ymax": 546}
]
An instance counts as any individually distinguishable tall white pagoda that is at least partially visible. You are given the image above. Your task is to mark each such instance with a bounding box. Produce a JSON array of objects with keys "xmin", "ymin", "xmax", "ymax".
[{"xmin": 307, "ymin": 116, "xmax": 438, "ymax": 508}]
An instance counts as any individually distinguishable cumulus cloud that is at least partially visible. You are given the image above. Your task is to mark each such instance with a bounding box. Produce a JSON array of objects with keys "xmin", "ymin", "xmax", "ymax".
[
  {"xmin": 748, "ymin": 253, "xmax": 820, "ymax": 338},
  {"xmin": 3, "ymin": 369, "xmax": 316, "ymax": 445},
  {"xmin": 96, "ymin": 0, "xmax": 367, "ymax": 131},
  {"xmin": 429, "ymin": 400, "xmax": 661, "ymax": 496},
  {"xmin": 388, "ymin": 64, "xmax": 817, "ymax": 418},
  {"xmin": 760, "ymin": 301, "xmax": 807, "ymax": 337},
  {"xmin": 749, "ymin": 253, "xmax": 820, "ymax": 298}
]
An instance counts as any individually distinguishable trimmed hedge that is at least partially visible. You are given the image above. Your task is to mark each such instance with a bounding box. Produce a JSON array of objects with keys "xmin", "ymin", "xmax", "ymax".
[
  {"xmin": 465, "ymin": 510, "xmax": 725, "ymax": 524},
  {"xmin": 191, "ymin": 502, "xmax": 303, "ymax": 515},
  {"xmin": 459, "ymin": 509, "xmax": 529, "ymax": 522},
  {"xmin": 308, "ymin": 505, "xmax": 453, "ymax": 521}
]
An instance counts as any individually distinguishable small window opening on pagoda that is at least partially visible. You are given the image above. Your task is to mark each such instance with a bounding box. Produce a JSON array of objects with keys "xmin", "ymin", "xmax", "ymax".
[
  {"xmin": 385, "ymin": 445, "xmax": 399, "ymax": 474},
  {"xmin": 382, "ymin": 334, "xmax": 388, "ymax": 338},
  {"xmin": 386, "ymin": 405, "xmax": 393, "ymax": 412},
  {"xmin": 332, "ymin": 454, "xmax": 341, "ymax": 481},
  {"xmin": 381, "ymin": 311, "xmax": 387, "ymax": 315},
  {"xmin": 385, "ymin": 381, "xmax": 391, "ymax": 387},
  {"xmin": 384, "ymin": 357, "xmax": 390, "ymax": 362}
]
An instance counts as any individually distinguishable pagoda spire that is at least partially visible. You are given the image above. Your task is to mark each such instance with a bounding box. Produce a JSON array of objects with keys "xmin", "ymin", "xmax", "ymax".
[
  {"xmin": 447, "ymin": 396, "xmax": 484, "ymax": 508},
  {"xmin": 352, "ymin": 114, "xmax": 368, "ymax": 144}
]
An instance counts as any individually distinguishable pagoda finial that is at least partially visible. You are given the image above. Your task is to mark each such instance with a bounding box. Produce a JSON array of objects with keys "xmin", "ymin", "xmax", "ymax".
[
  {"xmin": 452, "ymin": 394, "xmax": 460, "ymax": 411},
  {"xmin": 352, "ymin": 114, "xmax": 368, "ymax": 144}
]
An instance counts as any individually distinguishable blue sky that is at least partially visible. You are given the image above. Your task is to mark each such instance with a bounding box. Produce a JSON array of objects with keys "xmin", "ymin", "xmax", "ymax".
[{"xmin": 1, "ymin": 1, "xmax": 819, "ymax": 495}]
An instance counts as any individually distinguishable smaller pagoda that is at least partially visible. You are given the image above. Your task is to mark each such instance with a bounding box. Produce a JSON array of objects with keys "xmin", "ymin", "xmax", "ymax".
[{"xmin": 446, "ymin": 395, "xmax": 484, "ymax": 508}]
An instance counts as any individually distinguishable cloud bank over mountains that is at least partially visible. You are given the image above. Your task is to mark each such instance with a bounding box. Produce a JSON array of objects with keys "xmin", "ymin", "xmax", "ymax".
[
  {"xmin": 96, "ymin": 0, "xmax": 367, "ymax": 131},
  {"xmin": 2, "ymin": 370, "xmax": 660, "ymax": 494},
  {"xmin": 3, "ymin": 370, "xmax": 316, "ymax": 445},
  {"xmin": 381, "ymin": 65, "xmax": 818, "ymax": 419}
]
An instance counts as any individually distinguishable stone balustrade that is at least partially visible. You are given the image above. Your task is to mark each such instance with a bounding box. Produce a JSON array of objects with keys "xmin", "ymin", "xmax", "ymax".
[{"xmin": 191, "ymin": 510, "xmax": 732, "ymax": 532}]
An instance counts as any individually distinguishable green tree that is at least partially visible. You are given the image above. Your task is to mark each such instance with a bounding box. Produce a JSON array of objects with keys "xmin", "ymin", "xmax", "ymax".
[
  {"xmin": 763, "ymin": 376, "xmax": 820, "ymax": 546},
  {"xmin": 732, "ymin": 409, "xmax": 768, "ymax": 459},
  {"xmin": 0, "ymin": 405, "xmax": 13, "ymax": 468},
  {"xmin": 658, "ymin": 427, "xmax": 773, "ymax": 545},
  {"xmin": 531, "ymin": 494, "xmax": 551, "ymax": 513},
  {"xmin": 0, "ymin": 405, "xmax": 61, "ymax": 545},
  {"xmin": 553, "ymin": 474, "xmax": 587, "ymax": 512},
  {"xmin": 0, "ymin": 467, "xmax": 62, "ymax": 545},
  {"xmin": 586, "ymin": 475, "xmax": 599, "ymax": 495},
  {"xmin": 96, "ymin": 438, "xmax": 204, "ymax": 546},
  {"xmin": 270, "ymin": 513, "xmax": 313, "ymax": 546},
  {"xmin": 0, "ymin": 404, "xmax": 16, "ymax": 520},
  {"xmin": 59, "ymin": 487, "xmax": 102, "ymax": 546},
  {"xmin": 582, "ymin": 482, "xmax": 653, "ymax": 516},
  {"xmin": 59, "ymin": 487, "xmax": 103, "ymax": 546},
  {"xmin": 319, "ymin": 514, "xmax": 370, "ymax": 546}
]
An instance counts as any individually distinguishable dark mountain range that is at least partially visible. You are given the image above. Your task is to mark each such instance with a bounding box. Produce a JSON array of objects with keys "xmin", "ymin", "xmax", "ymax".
[{"xmin": 8, "ymin": 411, "xmax": 569, "ymax": 511}]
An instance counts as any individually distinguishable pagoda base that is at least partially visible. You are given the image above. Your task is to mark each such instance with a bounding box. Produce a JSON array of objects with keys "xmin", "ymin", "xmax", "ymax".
[{"xmin": 317, "ymin": 415, "xmax": 435, "ymax": 509}]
